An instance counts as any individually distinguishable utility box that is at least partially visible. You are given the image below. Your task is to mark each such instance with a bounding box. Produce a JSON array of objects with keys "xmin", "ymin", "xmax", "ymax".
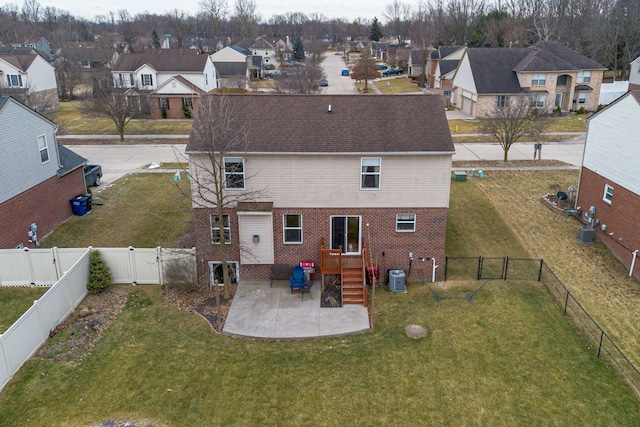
[
  {"xmin": 452, "ymin": 171, "xmax": 467, "ymax": 181},
  {"xmin": 388, "ymin": 269, "xmax": 406, "ymax": 292},
  {"xmin": 578, "ymin": 226, "xmax": 595, "ymax": 244}
]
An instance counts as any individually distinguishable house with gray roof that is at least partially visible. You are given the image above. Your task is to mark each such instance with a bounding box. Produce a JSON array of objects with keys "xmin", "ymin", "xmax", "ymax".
[
  {"xmin": 451, "ymin": 42, "xmax": 607, "ymax": 117},
  {"xmin": 209, "ymin": 46, "xmax": 252, "ymax": 88},
  {"xmin": 186, "ymin": 94, "xmax": 455, "ymax": 297},
  {"xmin": 111, "ymin": 51, "xmax": 219, "ymax": 119},
  {"xmin": 0, "ymin": 96, "xmax": 87, "ymax": 248}
]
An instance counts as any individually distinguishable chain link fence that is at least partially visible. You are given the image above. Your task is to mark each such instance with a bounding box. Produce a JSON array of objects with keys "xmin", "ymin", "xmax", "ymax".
[{"xmin": 444, "ymin": 256, "xmax": 640, "ymax": 399}]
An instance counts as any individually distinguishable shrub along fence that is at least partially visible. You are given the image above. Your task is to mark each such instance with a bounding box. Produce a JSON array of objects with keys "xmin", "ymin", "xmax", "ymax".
[
  {"xmin": 0, "ymin": 246, "xmax": 197, "ymax": 393},
  {"xmin": 443, "ymin": 256, "xmax": 640, "ymax": 399}
]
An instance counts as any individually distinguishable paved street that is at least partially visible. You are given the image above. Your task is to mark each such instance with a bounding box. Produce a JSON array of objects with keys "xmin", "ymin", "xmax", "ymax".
[{"xmin": 321, "ymin": 52, "xmax": 357, "ymax": 94}]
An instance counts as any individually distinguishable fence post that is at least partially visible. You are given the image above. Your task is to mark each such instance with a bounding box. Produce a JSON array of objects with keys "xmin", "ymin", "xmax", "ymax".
[
  {"xmin": 128, "ymin": 246, "xmax": 137, "ymax": 285},
  {"xmin": 597, "ymin": 331, "xmax": 605, "ymax": 359},
  {"xmin": 444, "ymin": 257, "xmax": 449, "ymax": 281},
  {"xmin": 538, "ymin": 259, "xmax": 544, "ymax": 282},
  {"xmin": 477, "ymin": 256, "xmax": 482, "ymax": 280},
  {"xmin": 503, "ymin": 257, "xmax": 509, "ymax": 280},
  {"xmin": 157, "ymin": 246, "xmax": 164, "ymax": 286},
  {"xmin": 24, "ymin": 248, "xmax": 35, "ymax": 285},
  {"xmin": 564, "ymin": 291, "xmax": 569, "ymax": 316}
]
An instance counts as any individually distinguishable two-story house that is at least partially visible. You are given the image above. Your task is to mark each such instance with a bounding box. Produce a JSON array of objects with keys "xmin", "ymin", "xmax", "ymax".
[
  {"xmin": 209, "ymin": 46, "xmax": 251, "ymax": 88},
  {"xmin": 0, "ymin": 47, "xmax": 58, "ymax": 113},
  {"xmin": 186, "ymin": 94, "xmax": 455, "ymax": 300},
  {"xmin": 0, "ymin": 96, "xmax": 87, "ymax": 249},
  {"xmin": 451, "ymin": 42, "xmax": 607, "ymax": 117},
  {"xmin": 238, "ymin": 37, "xmax": 277, "ymax": 68},
  {"xmin": 111, "ymin": 51, "xmax": 219, "ymax": 119},
  {"xmin": 575, "ymin": 90, "xmax": 640, "ymax": 279}
]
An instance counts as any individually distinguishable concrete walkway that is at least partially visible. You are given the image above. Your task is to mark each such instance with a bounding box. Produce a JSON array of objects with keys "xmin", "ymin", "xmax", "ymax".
[{"xmin": 223, "ymin": 280, "xmax": 370, "ymax": 339}]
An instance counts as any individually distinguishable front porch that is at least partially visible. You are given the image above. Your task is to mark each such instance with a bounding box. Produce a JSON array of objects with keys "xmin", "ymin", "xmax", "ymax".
[{"xmin": 222, "ymin": 280, "xmax": 370, "ymax": 339}]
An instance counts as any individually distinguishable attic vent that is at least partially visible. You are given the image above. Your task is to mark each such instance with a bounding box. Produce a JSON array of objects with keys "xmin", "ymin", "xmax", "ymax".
[{"xmin": 327, "ymin": 104, "xmax": 332, "ymax": 114}]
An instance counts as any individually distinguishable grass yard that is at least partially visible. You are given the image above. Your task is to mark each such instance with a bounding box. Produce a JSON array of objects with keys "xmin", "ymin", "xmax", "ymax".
[
  {"xmin": 1, "ymin": 282, "xmax": 638, "ymax": 426},
  {"xmin": 56, "ymin": 101, "xmax": 192, "ymax": 136},
  {"xmin": 448, "ymin": 114, "xmax": 588, "ymax": 136},
  {"xmin": 0, "ymin": 287, "xmax": 49, "ymax": 333},
  {"xmin": 39, "ymin": 174, "xmax": 193, "ymax": 248},
  {"xmin": 371, "ymin": 76, "xmax": 422, "ymax": 94}
]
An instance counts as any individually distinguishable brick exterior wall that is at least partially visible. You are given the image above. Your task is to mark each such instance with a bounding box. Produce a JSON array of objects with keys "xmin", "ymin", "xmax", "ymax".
[
  {"xmin": 0, "ymin": 168, "xmax": 86, "ymax": 248},
  {"xmin": 577, "ymin": 167, "xmax": 640, "ymax": 279},
  {"xmin": 150, "ymin": 96, "xmax": 200, "ymax": 119},
  {"xmin": 194, "ymin": 207, "xmax": 448, "ymax": 284}
]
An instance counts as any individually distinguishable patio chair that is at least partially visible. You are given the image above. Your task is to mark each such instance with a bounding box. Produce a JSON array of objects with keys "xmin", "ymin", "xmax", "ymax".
[{"xmin": 289, "ymin": 265, "xmax": 307, "ymax": 294}]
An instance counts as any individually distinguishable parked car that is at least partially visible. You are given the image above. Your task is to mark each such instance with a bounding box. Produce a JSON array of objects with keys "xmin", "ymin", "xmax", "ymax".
[
  {"xmin": 376, "ymin": 63, "xmax": 388, "ymax": 70},
  {"xmin": 334, "ymin": 52, "xmax": 343, "ymax": 56},
  {"xmin": 382, "ymin": 67, "xmax": 404, "ymax": 76},
  {"xmin": 320, "ymin": 79, "xmax": 329, "ymax": 87},
  {"xmin": 284, "ymin": 61, "xmax": 302, "ymax": 67},
  {"xmin": 84, "ymin": 164, "xmax": 102, "ymax": 187},
  {"xmin": 265, "ymin": 70, "xmax": 287, "ymax": 78},
  {"xmin": 341, "ymin": 69, "xmax": 350, "ymax": 76}
]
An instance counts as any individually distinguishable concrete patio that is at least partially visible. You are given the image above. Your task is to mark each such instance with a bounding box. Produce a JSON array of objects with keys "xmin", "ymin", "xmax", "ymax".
[{"xmin": 223, "ymin": 281, "xmax": 370, "ymax": 339}]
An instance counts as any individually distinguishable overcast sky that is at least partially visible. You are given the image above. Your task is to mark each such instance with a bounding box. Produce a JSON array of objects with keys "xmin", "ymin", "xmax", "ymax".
[{"xmin": 31, "ymin": 0, "xmax": 390, "ymax": 22}]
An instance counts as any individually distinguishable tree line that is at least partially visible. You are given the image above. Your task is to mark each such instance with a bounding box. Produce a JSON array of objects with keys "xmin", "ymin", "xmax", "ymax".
[{"xmin": 1, "ymin": 0, "xmax": 639, "ymax": 77}]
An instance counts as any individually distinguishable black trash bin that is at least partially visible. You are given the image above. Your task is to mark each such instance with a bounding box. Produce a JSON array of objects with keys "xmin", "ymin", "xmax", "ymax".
[{"xmin": 70, "ymin": 195, "xmax": 91, "ymax": 216}]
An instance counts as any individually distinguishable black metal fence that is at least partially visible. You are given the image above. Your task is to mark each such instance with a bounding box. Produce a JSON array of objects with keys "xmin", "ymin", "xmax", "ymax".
[{"xmin": 444, "ymin": 256, "xmax": 640, "ymax": 399}]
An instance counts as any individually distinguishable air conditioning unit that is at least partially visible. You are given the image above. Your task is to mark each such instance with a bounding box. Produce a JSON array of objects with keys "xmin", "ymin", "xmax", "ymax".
[
  {"xmin": 578, "ymin": 226, "xmax": 594, "ymax": 244},
  {"xmin": 388, "ymin": 269, "xmax": 406, "ymax": 292}
]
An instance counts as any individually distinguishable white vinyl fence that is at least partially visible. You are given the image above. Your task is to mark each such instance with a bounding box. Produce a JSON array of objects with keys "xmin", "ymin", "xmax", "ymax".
[{"xmin": 0, "ymin": 246, "xmax": 196, "ymax": 392}]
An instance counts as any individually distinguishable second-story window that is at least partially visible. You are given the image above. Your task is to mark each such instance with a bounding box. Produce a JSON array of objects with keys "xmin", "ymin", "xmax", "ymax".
[
  {"xmin": 7, "ymin": 74, "xmax": 22, "ymax": 87},
  {"xmin": 577, "ymin": 71, "xmax": 591, "ymax": 83},
  {"xmin": 142, "ymin": 74, "xmax": 153, "ymax": 86},
  {"xmin": 532, "ymin": 73, "xmax": 546, "ymax": 86},
  {"xmin": 361, "ymin": 157, "xmax": 381, "ymax": 190},
  {"xmin": 224, "ymin": 157, "xmax": 245, "ymax": 189},
  {"xmin": 37, "ymin": 134, "xmax": 49, "ymax": 163}
]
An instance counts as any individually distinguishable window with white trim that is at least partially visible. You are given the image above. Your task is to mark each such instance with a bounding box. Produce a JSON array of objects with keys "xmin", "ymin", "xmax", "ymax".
[
  {"xmin": 211, "ymin": 214, "xmax": 231, "ymax": 244},
  {"xmin": 361, "ymin": 157, "xmax": 381, "ymax": 189},
  {"xmin": 7, "ymin": 74, "xmax": 22, "ymax": 87},
  {"xmin": 141, "ymin": 74, "xmax": 153, "ymax": 86},
  {"xmin": 577, "ymin": 71, "xmax": 591, "ymax": 83},
  {"xmin": 576, "ymin": 92, "xmax": 588, "ymax": 104},
  {"xmin": 37, "ymin": 134, "xmax": 49, "ymax": 163},
  {"xmin": 160, "ymin": 98, "xmax": 169, "ymax": 110},
  {"xmin": 531, "ymin": 73, "xmax": 546, "ymax": 86},
  {"xmin": 396, "ymin": 213, "xmax": 416, "ymax": 232},
  {"xmin": 495, "ymin": 95, "xmax": 509, "ymax": 108},
  {"xmin": 603, "ymin": 184, "xmax": 613, "ymax": 205},
  {"xmin": 530, "ymin": 94, "xmax": 545, "ymax": 108},
  {"xmin": 224, "ymin": 157, "xmax": 245, "ymax": 189},
  {"xmin": 283, "ymin": 214, "xmax": 302, "ymax": 244}
]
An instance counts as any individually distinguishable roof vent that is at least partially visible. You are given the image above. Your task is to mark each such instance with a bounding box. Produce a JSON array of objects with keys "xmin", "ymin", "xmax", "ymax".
[{"xmin": 327, "ymin": 104, "xmax": 332, "ymax": 114}]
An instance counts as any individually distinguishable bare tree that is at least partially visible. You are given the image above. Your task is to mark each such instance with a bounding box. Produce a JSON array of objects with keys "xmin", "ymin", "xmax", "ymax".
[
  {"xmin": 479, "ymin": 96, "xmax": 547, "ymax": 162},
  {"xmin": 384, "ymin": 0, "xmax": 412, "ymax": 46},
  {"xmin": 83, "ymin": 84, "xmax": 144, "ymax": 142},
  {"xmin": 200, "ymin": 0, "xmax": 228, "ymax": 38},
  {"xmin": 54, "ymin": 48, "xmax": 83, "ymax": 101},
  {"xmin": 233, "ymin": 0, "xmax": 259, "ymax": 39},
  {"xmin": 350, "ymin": 55, "xmax": 380, "ymax": 93},
  {"xmin": 274, "ymin": 59, "xmax": 325, "ymax": 94},
  {"xmin": 167, "ymin": 9, "xmax": 191, "ymax": 48},
  {"xmin": 187, "ymin": 94, "xmax": 265, "ymax": 298}
]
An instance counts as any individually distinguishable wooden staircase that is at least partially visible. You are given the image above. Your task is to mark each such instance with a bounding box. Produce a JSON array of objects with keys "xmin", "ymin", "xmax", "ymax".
[
  {"xmin": 341, "ymin": 264, "xmax": 367, "ymax": 306},
  {"xmin": 320, "ymin": 239, "xmax": 369, "ymax": 307}
]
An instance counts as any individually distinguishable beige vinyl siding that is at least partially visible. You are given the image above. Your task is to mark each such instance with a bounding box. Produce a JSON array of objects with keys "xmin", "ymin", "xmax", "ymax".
[
  {"xmin": 189, "ymin": 153, "xmax": 452, "ymax": 209},
  {"xmin": 237, "ymin": 212, "xmax": 274, "ymax": 264}
]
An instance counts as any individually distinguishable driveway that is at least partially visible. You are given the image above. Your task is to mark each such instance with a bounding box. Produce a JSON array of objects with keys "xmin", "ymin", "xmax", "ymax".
[{"xmin": 321, "ymin": 52, "xmax": 357, "ymax": 94}]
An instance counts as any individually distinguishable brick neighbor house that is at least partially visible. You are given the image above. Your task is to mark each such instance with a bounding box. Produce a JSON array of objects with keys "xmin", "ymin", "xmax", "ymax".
[
  {"xmin": 186, "ymin": 94, "xmax": 455, "ymax": 302},
  {"xmin": 576, "ymin": 90, "xmax": 640, "ymax": 279},
  {"xmin": 0, "ymin": 96, "xmax": 87, "ymax": 248}
]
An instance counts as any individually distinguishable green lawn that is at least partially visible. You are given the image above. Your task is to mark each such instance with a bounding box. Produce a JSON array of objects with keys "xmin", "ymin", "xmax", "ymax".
[
  {"xmin": 40, "ymin": 173, "xmax": 193, "ymax": 248},
  {"xmin": 2, "ymin": 173, "xmax": 640, "ymax": 425},
  {"xmin": 0, "ymin": 287, "xmax": 49, "ymax": 333}
]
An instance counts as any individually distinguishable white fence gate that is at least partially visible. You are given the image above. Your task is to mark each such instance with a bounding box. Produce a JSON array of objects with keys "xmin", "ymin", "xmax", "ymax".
[{"xmin": 0, "ymin": 246, "xmax": 196, "ymax": 392}]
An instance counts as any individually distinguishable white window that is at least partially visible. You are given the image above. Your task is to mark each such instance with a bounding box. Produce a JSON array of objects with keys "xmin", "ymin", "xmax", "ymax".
[
  {"xmin": 577, "ymin": 93, "xmax": 588, "ymax": 104},
  {"xmin": 577, "ymin": 71, "xmax": 591, "ymax": 83},
  {"xmin": 530, "ymin": 95, "xmax": 545, "ymax": 108},
  {"xmin": 603, "ymin": 184, "xmax": 613, "ymax": 205},
  {"xmin": 396, "ymin": 213, "xmax": 416, "ymax": 232},
  {"xmin": 283, "ymin": 214, "xmax": 302, "ymax": 244},
  {"xmin": 211, "ymin": 214, "xmax": 231, "ymax": 244},
  {"xmin": 160, "ymin": 98, "xmax": 169, "ymax": 110},
  {"xmin": 532, "ymin": 73, "xmax": 546, "ymax": 86},
  {"xmin": 121, "ymin": 73, "xmax": 132, "ymax": 87},
  {"xmin": 37, "ymin": 134, "xmax": 49, "ymax": 163},
  {"xmin": 141, "ymin": 74, "xmax": 153, "ymax": 86},
  {"xmin": 183, "ymin": 98, "xmax": 193, "ymax": 109},
  {"xmin": 7, "ymin": 74, "xmax": 22, "ymax": 87},
  {"xmin": 495, "ymin": 96, "xmax": 509, "ymax": 108},
  {"xmin": 224, "ymin": 157, "xmax": 245, "ymax": 189},
  {"xmin": 361, "ymin": 157, "xmax": 381, "ymax": 189}
]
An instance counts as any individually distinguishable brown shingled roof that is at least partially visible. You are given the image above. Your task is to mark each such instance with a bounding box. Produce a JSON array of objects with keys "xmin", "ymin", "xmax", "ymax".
[
  {"xmin": 112, "ymin": 52, "xmax": 209, "ymax": 72},
  {"xmin": 186, "ymin": 94, "xmax": 454, "ymax": 154}
]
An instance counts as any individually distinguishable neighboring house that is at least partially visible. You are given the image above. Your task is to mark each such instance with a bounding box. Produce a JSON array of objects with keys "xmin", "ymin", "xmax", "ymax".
[
  {"xmin": 0, "ymin": 96, "xmax": 87, "ymax": 249},
  {"xmin": 629, "ymin": 56, "xmax": 640, "ymax": 90},
  {"xmin": 575, "ymin": 90, "xmax": 640, "ymax": 279},
  {"xmin": 186, "ymin": 94, "xmax": 455, "ymax": 299},
  {"xmin": 210, "ymin": 46, "xmax": 250, "ymax": 89},
  {"xmin": 23, "ymin": 37, "xmax": 52, "ymax": 61},
  {"xmin": 239, "ymin": 37, "xmax": 277, "ymax": 67},
  {"xmin": 0, "ymin": 47, "xmax": 58, "ymax": 113},
  {"xmin": 598, "ymin": 80, "xmax": 629, "ymax": 105},
  {"xmin": 111, "ymin": 51, "xmax": 219, "ymax": 119},
  {"xmin": 451, "ymin": 41, "xmax": 607, "ymax": 117},
  {"xmin": 432, "ymin": 46, "xmax": 463, "ymax": 91},
  {"xmin": 270, "ymin": 38, "xmax": 293, "ymax": 62},
  {"xmin": 62, "ymin": 47, "xmax": 119, "ymax": 70}
]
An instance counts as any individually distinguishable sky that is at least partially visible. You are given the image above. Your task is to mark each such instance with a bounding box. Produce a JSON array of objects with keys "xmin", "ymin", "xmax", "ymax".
[{"xmin": 32, "ymin": 0, "xmax": 390, "ymax": 22}]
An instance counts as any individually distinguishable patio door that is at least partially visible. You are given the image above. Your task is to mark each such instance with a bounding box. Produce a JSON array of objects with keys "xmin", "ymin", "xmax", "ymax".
[{"xmin": 331, "ymin": 216, "xmax": 361, "ymax": 255}]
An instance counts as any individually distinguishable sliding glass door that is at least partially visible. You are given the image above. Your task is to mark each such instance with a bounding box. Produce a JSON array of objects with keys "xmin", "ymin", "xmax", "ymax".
[{"xmin": 331, "ymin": 216, "xmax": 361, "ymax": 254}]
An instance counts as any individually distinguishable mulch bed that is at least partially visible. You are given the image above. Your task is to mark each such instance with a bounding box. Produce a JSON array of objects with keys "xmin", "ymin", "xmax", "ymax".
[{"xmin": 162, "ymin": 285, "xmax": 237, "ymax": 332}]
